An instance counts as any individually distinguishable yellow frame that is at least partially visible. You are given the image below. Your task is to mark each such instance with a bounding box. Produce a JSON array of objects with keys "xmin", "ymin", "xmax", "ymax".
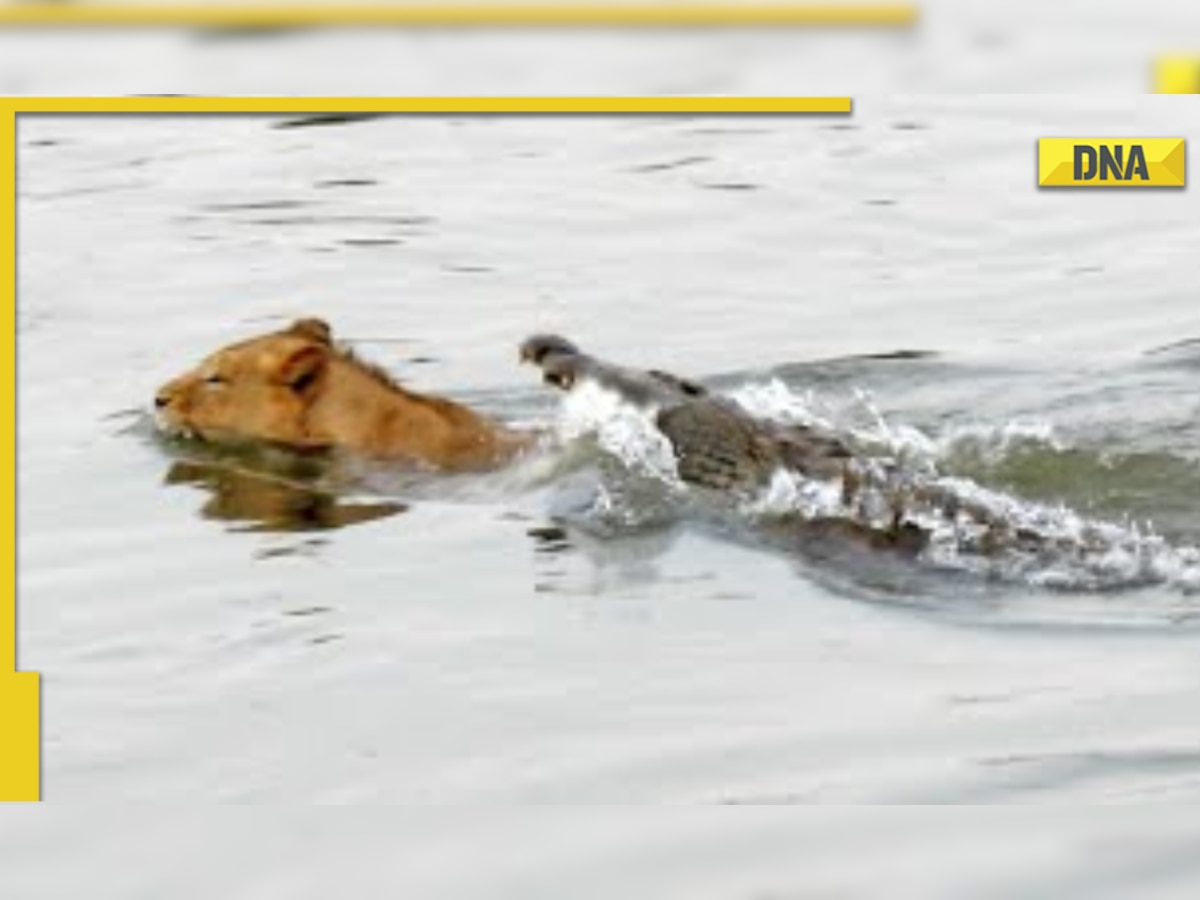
[
  {"xmin": 0, "ymin": 3, "xmax": 916, "ymax": 28},
  {"xmin": 0, "ymin": 93, "xmax": 851, "ymax": 802},
  {"xmin": 1156, "ymin": 56, "xmax": 1200, "ymax": 94}
]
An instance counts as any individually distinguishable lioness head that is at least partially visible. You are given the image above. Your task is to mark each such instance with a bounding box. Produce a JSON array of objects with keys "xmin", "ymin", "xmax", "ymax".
[
  {"xmin": 155, "ymin": 318, "xmax": 336, "ymax": 449},
  {"xmin": 156, "ymin": 317, "xmax": 531, "ymax": 469}
]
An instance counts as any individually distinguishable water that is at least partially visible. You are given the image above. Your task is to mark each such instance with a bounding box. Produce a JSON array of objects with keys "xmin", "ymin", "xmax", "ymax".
[{"xmin": 12, "ymin": 99, "xmax": 1200, "ymax": 861}]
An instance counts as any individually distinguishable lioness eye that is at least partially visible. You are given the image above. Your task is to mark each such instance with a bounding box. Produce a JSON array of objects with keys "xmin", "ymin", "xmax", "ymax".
[{"xmin": 203, "ymin": 373, "xmax": 225, "ymax": 386}]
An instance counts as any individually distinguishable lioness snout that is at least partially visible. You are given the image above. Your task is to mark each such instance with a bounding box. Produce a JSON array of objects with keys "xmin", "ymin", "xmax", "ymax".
[{"xmin": 155, "ymin": 381, "xmax": 181, "ymax": 409}]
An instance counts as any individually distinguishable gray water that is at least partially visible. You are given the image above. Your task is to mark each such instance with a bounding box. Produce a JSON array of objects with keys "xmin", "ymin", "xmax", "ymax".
[{"xmin": 11, "ymin": 96, "xmax": 1200, "ymax": 890}]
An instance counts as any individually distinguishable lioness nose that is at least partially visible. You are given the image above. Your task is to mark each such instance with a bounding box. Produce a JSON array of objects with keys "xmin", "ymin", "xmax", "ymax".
[{"xmin": 154, "ymin": 392, "xmax": 171, "ymax": 409}]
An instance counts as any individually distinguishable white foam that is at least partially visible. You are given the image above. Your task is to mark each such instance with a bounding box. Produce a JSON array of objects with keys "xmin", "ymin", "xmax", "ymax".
[
  {"xmin": 554, "ymin": 376, "xmax": 1200, "ymax": 593},
  {"xmin": 556, "ymin": 380, "xmax": 683, "ymax": 489}
]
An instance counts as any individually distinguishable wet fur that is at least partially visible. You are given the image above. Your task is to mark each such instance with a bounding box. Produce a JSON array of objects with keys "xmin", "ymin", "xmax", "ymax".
[{"xmin": 156, "ymin": 318, "xmax": 530, "ymax": 471}]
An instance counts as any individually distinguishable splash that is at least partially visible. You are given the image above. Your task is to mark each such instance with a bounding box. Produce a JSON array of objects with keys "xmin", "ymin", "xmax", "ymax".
[
  {"xmin": 554, "ymin": 377, "xmax": 1200, "ymax": 594},
  {"xmin": 556, "ymin": 379, "xmax": 684, "ymax": 489}
]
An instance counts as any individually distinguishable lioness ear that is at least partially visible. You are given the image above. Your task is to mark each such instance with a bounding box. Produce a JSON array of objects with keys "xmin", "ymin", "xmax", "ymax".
[
  {"xmin": 273, "ymin": 344, "xmax": 329, "ymax": 391},
  {"xmin": 287, "ymin": 318, "xmax": 333, "ymax": 345}
]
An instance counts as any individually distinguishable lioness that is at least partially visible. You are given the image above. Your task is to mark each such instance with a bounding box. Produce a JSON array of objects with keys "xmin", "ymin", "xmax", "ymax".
[{"xmin": 156, "ymin": 318, "xmax": 531, "ymax": 470}]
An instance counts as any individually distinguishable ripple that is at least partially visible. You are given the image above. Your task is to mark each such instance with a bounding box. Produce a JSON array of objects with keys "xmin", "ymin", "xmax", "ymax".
[
  {"xmin": 273, "ymin": 113, "xmax": 385, "ymax": 130},
  {"xmin": 629, "ymin": 155, "xmax": 711, "ymax": 173}
]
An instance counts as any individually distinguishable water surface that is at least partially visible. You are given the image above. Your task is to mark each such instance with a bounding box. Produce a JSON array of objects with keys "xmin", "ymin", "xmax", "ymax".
[{"xmin": 16, "ymin": 100, "xmax": 1200, "ymax": 819}]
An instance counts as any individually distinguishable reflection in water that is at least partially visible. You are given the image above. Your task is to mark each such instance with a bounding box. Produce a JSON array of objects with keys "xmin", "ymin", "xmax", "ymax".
[
  {"xmin": 527, "ymin": 524, "xmax": 571, "ymax": 554},
  {"xmin": 526, "ymin": 516, "xmax": 684, "ymax": 596},
  {"xmin": 164, "ymin": 459, "xmax": 407, "ymax": 533}
]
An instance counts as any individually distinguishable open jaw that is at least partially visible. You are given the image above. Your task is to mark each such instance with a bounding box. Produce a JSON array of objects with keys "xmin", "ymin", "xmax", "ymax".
[{"xmin": 518, "ymin": 333, "xmax": 584, "ymax": 392}]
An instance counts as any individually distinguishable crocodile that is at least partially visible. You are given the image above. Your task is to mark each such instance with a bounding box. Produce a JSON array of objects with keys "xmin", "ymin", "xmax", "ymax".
[{"xmin": 519, "ymin": 334, "xmax": 930, "ymax": 554}]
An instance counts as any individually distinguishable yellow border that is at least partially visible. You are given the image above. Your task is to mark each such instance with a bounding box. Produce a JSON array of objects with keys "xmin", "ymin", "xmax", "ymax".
[
  {"xmin": 1155, "ymin": 56, "xmax": 1200, "ymax": 93},
  {"xmin": 5, "ymin": 96, "xmax": 850, "ymax": 115},
  {"xmin": 0, "ymin": 105, "xmax": 38, "ymax": 803},
  {"xmin": 0, "ymin": 93, "xmax": 850, "ymax": 801},
  {"xmin": 0, "ymin": 3, "xmax": 917, "ymax": 28}
]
